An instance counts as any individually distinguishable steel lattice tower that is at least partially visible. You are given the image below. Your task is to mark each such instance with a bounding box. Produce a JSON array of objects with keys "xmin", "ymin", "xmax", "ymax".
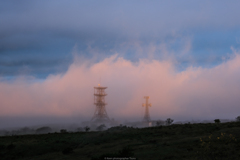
[
  {"xmin": 142, "ymin": 96, "xmax": 152, "ymax": 122},
  {"xmin": 91, "ymin": 84, "xmax": 110, "ymax": 122}
]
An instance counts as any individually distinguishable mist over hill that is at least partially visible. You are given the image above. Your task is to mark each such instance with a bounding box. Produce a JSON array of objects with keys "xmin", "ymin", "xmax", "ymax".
[{"xmin": 0, "ymin": 116, "xmax": 236, "ymax": 136}]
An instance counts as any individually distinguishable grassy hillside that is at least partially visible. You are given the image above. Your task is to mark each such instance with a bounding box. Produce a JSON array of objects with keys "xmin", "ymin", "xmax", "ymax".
[{"xmin": 0, "ymin": 122, "xmax": 240, "ymax": 160}]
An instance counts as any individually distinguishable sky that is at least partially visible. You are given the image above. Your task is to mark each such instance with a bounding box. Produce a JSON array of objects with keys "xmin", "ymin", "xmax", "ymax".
[{"xmin": 1, "ymin": 1, "xmax": 240, "ymax": 128}]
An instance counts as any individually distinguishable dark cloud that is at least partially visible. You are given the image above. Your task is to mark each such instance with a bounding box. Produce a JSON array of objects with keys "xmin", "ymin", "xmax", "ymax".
[
  {"xmin": 1, "ymin": 1, "xmax": 240, "ymax": 35},
  {"xmin": 0, "ymin": 1, "xmax": 240, "ymax": 79},
  {"xmin": 0, "ymin": 54, "xmax": 72, "ymax": 78}
]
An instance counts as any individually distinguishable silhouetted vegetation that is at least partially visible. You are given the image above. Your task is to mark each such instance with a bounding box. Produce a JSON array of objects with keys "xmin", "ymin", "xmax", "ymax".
[
  {"xmin": 165, "ymin": 118, "xmax": 174, "ymax": 125},
  {"xmin": 84, "ymin": 126, "xmax": 90, "ymax": 132},
  {"xmin": 214, "ymin": 119, "xmax": 221, "ymax": 123},
  {"xmin": 60, "ymin": 129, "xmax": 67, "ymax": 133},
  {"xmin": 236, "ymin": 116, "xmax": 240, "ymax": 122},
  {"xmin": 0, "ymin": 121, "xmax": 240, "ymax": 159}
]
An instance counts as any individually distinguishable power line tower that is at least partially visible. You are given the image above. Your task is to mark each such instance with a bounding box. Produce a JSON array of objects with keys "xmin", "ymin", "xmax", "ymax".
[
  {"xmin": 142, "ymin": 96, "xmax": 152, "ymax": 122},
  {"xmin": 91, "ymin": 84, "xmax": 110, "ymax": 122}
]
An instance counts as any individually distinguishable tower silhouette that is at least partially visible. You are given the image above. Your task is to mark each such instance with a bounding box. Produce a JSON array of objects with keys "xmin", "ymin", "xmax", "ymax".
[
  {"xmin": 142, "ymin": 96, "xmax": 152, "ymax": 122},
  {"xmin": 91, "ymin": 84, "xmax": 110, "ymax": 122}
]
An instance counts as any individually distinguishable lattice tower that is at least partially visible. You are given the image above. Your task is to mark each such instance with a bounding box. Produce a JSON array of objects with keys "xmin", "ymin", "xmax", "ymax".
[
  {"xmin": 91, "ymin": 84, "xmax": 110, "ymax": 122},
  {"xmin": 142, "ymin": 96, "xmax": 152, "ymax": 122}
]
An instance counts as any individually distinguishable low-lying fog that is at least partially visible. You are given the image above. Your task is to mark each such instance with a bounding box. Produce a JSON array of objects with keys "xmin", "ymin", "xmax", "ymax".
[{"xmin": 0, "ymin": 116, "xmax": 237, "ymax": 136}]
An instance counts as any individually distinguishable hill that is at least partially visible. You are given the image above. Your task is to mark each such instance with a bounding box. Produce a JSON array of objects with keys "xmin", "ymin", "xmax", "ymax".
[{"xmin": 0, "ymin": 122, "xmax": 240, "ymax": 160}]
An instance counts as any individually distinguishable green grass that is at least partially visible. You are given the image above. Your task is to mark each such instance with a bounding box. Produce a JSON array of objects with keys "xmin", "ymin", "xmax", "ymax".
[{"xmin": 0, "ymin": 122, "xmax": 240, "ymax": 160}]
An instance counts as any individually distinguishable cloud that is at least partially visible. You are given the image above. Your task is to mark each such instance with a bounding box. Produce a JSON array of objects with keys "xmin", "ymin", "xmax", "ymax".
[
  {"xmin": 1, "ymin": 1, "xmax": 240, "ymax": 80},
  {"xmin": 1, "ymin": 50, "xmax": 240, "ymax": 126},
  {"xmin": 1, "ymin": 1, "xmax": 240, "ymax": 37},
  {"xmin": 1, "ymin": 1, "xmax": 240, "ymax": 129}
]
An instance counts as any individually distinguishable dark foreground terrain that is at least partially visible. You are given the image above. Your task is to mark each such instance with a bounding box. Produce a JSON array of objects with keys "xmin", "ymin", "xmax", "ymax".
[{"xmin": 0, "ymin": 122, "xmax": 240, "ymax": 160}]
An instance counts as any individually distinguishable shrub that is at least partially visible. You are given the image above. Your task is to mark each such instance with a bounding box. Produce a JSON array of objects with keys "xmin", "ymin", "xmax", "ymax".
[
  {"xmin": 214, "ymin": 119, "xmax": 220, "ymax": 123},
  {"xmin": 84, "ymin": 126, "xmax": 90, "ymax": 132},
  {"xmin": 60, "ymin": 129, "xmax": 67, "ymax": 133},
  {"xmin": 165, "ymin": 118, "xmax": 174, "ymax": 125},
  {"xmin": 236, "ymin": 116, "xmax": 240, "ymax": 122}
]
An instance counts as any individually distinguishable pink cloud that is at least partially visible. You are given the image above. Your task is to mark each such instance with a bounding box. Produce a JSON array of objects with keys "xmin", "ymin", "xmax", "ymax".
[{"xmin": 0, "ymin": 53, "xmax": 240, "ymax": 122}]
